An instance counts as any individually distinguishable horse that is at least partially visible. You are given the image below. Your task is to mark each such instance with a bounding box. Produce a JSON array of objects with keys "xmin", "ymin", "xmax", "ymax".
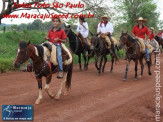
[
  {"xmin": 14, "ymin": 40, "xmax": 73, "ymax": 104},
  {"xmin": 64, "ymin": 25, "xmax": 91, "ymax": 70},
  {"xmin": 118, "ymin": 32, "xmax": 152, "ymax": 81},
  {"xmin": 148, "ymin": 38, "xmax": 160, "ymax": 65},
  {"xmin": 89, "ymin": 32, "xmax": 118, "ymax": 74},
  {"xmin": 155, "ymin": 35, "xmax": 163, "ymax": 52}
]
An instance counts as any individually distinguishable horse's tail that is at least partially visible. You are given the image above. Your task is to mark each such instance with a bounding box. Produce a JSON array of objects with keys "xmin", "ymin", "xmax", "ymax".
[
  {"xmin": 114, "ymin": 45, "xmax": 119, "ymax": 64},
  {"xmin": 66, "ymin": 61, "xmax": 73, "ymax": 90}
]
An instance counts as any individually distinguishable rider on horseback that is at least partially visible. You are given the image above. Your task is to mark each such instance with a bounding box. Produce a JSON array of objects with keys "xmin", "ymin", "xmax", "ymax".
[
  {"xmin": 97, "ymin": 15, "xmax": 115, "ymax": 55},
  {"xmin": 22, "ymin": 17, "xmax": 67, "ymax": 78},
  {"xmin": 157, "ymin": 29, "xmax": 162, "ymax": 38},
  {"xmin": 132, "ymin": 17, "xmax": 151, "ymax": 62},
  {"xmin": 76, "ymin": 17, "xmax": 90, "ymax": 52},
  {"xmin": 45, "ymin": 17, "xmax": 67, "ymax": 78},
  {"xmin": 149, "ymin": 27, "xmax": 157, "ymax": 51}
]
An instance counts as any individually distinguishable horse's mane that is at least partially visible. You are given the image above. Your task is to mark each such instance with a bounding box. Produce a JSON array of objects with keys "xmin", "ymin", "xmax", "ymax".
[
  {"xmin": 34, "ymin": 45, "xmax": 44, "ymax": 59},
  {"xmin": 19, "ymin": 41, "xmax": 27, "ymax": 48},
  {"xmin": 127, "ymin": 34, "xmax": 136, "ymax": 43}
]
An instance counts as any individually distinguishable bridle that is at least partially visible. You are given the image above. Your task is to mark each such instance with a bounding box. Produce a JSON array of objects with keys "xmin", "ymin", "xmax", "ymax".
[{"xmin": 19, "ymin": 45, "xmax": 35, "ymax": 64}]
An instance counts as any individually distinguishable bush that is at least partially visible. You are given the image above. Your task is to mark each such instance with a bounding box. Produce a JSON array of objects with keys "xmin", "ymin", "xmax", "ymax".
[{"xmin": 0, "ymin": 58, "xmax": 15, "ymax": 73}]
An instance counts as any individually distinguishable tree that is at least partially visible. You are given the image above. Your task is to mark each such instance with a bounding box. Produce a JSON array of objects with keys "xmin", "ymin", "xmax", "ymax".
[{"xmin": 113, "ymin": 0, "xmax": 160, "ymax": 33}]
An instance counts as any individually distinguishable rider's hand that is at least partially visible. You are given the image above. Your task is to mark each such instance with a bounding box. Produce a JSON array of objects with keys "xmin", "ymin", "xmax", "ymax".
[
  {"xmin": 135, "ymin": 36, "xmax": 139, "ymax": 39},
  {"xmin": 45, "ymin": 36, "xmax": 49, "ymax": 40},
  {"xmin": 54, "ymin": 38, "xmax": 60, "ymax": 42},
  {"xmin": 80, "ymin": 21, "xmax": 83, "ymax": 25}
]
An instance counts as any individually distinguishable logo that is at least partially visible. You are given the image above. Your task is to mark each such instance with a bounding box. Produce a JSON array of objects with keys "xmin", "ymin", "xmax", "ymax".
[{"xmin": 2, "ymin": 105, "xmax": 33, "ymax": 121}]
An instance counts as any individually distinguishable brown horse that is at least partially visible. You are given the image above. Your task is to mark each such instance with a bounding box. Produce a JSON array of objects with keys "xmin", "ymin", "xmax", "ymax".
[
  {"xmin": 89, "ymin": 32, "xmax": 118, "ymax": 74},
  {"xmin": 118, "ymin": 32, "xmax": 152, "ymax": 81},
  {"xmin": 155, "ymin": 35, "xmax": 163, "ymax": 52},
  {"xmin": 14, "ymin": 40, "xmax": 73, "ymax": 104},
  {"xmin": 64, "ymin": 25, "xmax": 91, "ymax": 70}
]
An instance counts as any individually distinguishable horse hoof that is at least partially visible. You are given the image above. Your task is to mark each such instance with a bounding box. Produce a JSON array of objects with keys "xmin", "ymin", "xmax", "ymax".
[
  {"xmin": 64, "ymin": 91, "xmax": 68, "ymax": 96},
  {"xmin": 110, "ymin": 70, "xmax": 113, "ymax": 73},
  {"xmin": 139, "ymin": 75, "xmax": 142, "ymax": 78},
  {"xmin": 123, "ymin": 78, "xmax": 127, "ymax": 81},
  {"xmin": 55, "ymin": 96, "xmax": 60, "ymax": 100},
  {"xmin": 148, "ymin": 72, "xmax": 152, "ymax": 75},
  {"xmin": 49, "ymin": 94, "xmax": 54, "ymax": 99},
  {"xmin": 134, "ymin": 78, "xmax": 138, "ymax": 81},
  {"xmin": 35, "ymin": 99, "xmax": 41, "ymax": 105}
]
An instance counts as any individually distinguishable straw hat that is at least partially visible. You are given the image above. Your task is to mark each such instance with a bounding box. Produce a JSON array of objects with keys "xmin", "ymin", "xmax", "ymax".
[
  {"xmin": 150, "ymin": 27, "xmax": 154, "ymax": 31},
  {"xmin": 100, "ymin": 15, "xmax": 111, "ymax": 20},
  {"xmin": 135, "ymin": 17, "xmax": 147, "ymax": 23},
  {"xmin": 52, "ymin": 17, "xmax": 63, "ymax": 25}
]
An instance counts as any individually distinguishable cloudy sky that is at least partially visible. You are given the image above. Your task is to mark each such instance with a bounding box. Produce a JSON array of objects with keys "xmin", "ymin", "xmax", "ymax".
[{"xmin": 0, "ymin": 0, "xmax": 163, "ymax": 24}]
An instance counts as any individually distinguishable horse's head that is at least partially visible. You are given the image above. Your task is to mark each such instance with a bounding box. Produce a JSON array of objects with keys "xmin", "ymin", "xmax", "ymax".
[
  {"xmin": 118, "ymin": 31, "xmax": 129, "ymax": 49},
  {"xmin": 89, "ymin": 32, "xmax": 99, "ymax": 57},
  {"xmin": 64, "ymin": 24, "xmax": 72, "ymax": 37},
  {"xmin": 14, "ymin": 40, "xmax": 33, "ymax": 68}
]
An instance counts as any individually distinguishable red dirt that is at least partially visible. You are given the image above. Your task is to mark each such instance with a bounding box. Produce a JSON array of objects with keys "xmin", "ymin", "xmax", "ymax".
[{"xmin": 0, "ymin": 55, "xmax": 163, "ymax": 122}]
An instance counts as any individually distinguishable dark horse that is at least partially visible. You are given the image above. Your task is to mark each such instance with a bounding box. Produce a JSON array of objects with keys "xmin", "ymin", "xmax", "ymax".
[
  {"xmin": 89, "ymin": 32, "xmax": 118, "ymax": 74},
  {"xmin": 118, "ymin": 32, "xmax": 152, "ymax": 81},
  {"xmin": 64, "ymin": 25, "xmax": 91, "ymax": 70},
  {"xmin": 14, "ymin": 40, "xmax": 73, "ymax": 104},
  {"xmin": 155, "ymin": 35, "xmax": 163, "ymax": 52}
]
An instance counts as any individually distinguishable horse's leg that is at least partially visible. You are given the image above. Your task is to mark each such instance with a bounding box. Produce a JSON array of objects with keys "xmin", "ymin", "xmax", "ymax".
[
  {"xmin": 98, "ymin": 56, "xmax": 103, "ymax": 74},
  {"xmin": 86, "ymin": 50, "xmax": 90, "ymax": 70},
  {"xmin": 147, "ymin": 56, "xmax": 152, "ymax": 75},
  {"xmin": 44, "ymin": 75, "xmax": 54, "ymax": 98},
  {"xmin": 134, "ymin": 60, "xmax": 138, "ymax": 80},
  {"xmin": 78, "ymin": 54, "xmax": 81, "ymax": 71},
  {"xmin": 139, "ymin": 57, "xmax": 144, "ymax": 78},
  {"xmin": 55, "ymin": 73, "xmax": 68, "ymax": 100},
  {"xmin": 123, "ymin": 60, "xmax": 130, "ymax": 81},
  {"xmin": 102, "ymin": 56, "xmax": 107, "ymax": 72},
  {"xmin": 154, "ymin": 53, "xmax": 156, "ymax": 65},
  {"xmin": 83, "ymin": 53, "xmax": 87, "ymax": 70},
  {"xmin": 35, "ymin": 78, "xmax": 43, "ymax": 104},
  {"xmin": 110, "ymin": 55, "xmax": 114, "ymax": 73},
  {"xmin": 95, "ymin": 55, "xmax": 99, "ymax": 71}
]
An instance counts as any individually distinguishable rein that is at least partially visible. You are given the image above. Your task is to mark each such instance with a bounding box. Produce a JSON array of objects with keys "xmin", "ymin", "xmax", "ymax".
[{"xmin": 121, "ymin": 35, "xmax": 139, "ymax": 58}]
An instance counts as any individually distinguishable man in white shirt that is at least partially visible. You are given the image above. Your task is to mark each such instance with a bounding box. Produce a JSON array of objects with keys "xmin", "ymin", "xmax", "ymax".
[
  {"xmin": 77, "ymin": 17, "xmax": 90, "ymax": 49},
  {"xmin": 97, "ymin": 15, "xmax": 115, "ymax": 54}
]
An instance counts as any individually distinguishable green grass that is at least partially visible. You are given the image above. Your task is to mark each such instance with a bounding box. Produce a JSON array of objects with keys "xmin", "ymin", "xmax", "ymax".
[{"xmin": 0, "ymin": 31, "xmax": 126, "ymax": 73}]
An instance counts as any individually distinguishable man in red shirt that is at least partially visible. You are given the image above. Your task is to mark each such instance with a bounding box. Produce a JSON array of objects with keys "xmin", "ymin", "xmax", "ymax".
[
  {"xmin": 132, "ymin": 17, "xmax": 150, "ymax": 61},
  {"xmin": 157, "ymin": 29, "xmax": 162, "ymax": 37},
  {"xmin": 149, "ymin": 27, "xmax": 157, "ymax": 50},
  {"xmin": 45, "ymin": 17, "xmax": 67, "ymax": 78}
]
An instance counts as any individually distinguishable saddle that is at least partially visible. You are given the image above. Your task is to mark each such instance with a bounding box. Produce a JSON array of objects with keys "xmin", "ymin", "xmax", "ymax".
[
  {"xmin": 98, "ymin": 35, "xmax": 117, "ymax": 49},
  {"xmin": 147, "ymin": 39, "xmax": 159, "ymax": 51},
  {"xmin": 77, "ymin": 33, "xmax": 91, "ymax": 48},
  {"xmin": 41, "ymin": 41, "xmax": 73, "ymax": 66},
  {"xmin": 136, "ymin": 38, "xmax": 154, "ymax": 53}
]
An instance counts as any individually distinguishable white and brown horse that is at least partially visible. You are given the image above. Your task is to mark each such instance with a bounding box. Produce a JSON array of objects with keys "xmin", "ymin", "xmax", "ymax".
[{"xmin": 14, "ymin": 40, "xmax": 73, "ymax": 104}]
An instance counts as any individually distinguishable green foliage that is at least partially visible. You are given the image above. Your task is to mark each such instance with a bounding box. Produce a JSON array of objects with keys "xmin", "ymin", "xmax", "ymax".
[
  {"xmin": 0, "ymin": 29, "xmax": 126, "ymax": 73},
  {"xmin": 0, "ymin": 58, "xmax": 15, "ymax": 73},
  {"xmin": 114, "ymin": 0, "xmax": 160, "ymax": 34}
]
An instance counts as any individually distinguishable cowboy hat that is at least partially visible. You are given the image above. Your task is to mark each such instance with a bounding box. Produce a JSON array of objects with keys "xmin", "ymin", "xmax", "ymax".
[
  {"xmin": 135, "ymin": 17, "xmax": 147, "ymax": 23},
  {"xmin": 100, "ymin": 15, "xmax": 111, "ymax": 20},
  {"xmin": 52, "ymin": 17, "xmax": 63, "ymax": 25},
  {"xmin": 150, "ymin": 27, "xmax": 154, "ymax": 31}
]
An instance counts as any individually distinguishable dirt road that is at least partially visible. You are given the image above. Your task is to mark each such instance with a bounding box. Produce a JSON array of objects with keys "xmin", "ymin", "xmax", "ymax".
[{"xmin": 0, "ymin": 55, "xmax": 162, "ymax": 122}]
